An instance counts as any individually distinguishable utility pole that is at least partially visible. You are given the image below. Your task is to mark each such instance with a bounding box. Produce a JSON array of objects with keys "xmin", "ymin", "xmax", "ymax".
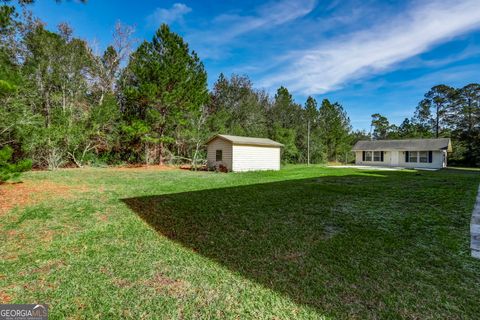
[{"xmin": 307, "ymin": 118, "xmax": 310, "ymax": 166}]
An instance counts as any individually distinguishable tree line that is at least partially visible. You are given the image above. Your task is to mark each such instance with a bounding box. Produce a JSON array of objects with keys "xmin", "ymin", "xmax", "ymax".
[
  {"xmin": 0, "ymin": 4, "xmax": 353, "ymax": 173},
  {"xmin": 370, "ymin": 84, "xmax": 480, "ymax": 166},
  {"xmin": 0, "ymin": 3, "xmax": 478, "ymax": 180}
]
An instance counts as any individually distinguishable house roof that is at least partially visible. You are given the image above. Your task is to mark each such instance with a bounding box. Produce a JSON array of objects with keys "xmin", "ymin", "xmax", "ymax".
[
  {"xmin": 206, "ymin": 134, "xmax": 284, "ymax": 147},
  {"xmin": 352, "ymin": 138, "xmax": 452, "ymax": 152}
]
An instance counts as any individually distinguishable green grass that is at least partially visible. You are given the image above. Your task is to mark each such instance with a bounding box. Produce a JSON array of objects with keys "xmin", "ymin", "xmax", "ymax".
[{"xmin": 1, "ymin": 165, "xmax": 480, "ymax": 319}]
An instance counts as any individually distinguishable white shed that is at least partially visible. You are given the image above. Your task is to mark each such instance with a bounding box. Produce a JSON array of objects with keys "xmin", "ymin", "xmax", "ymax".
[{"xmin": 206, "ymin": 134, "xmax": 283, "ymax": 172}]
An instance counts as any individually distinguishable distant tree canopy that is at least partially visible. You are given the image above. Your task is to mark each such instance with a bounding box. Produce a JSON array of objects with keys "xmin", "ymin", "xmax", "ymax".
[
  {"xmin": 370, "ymin": 84, "xmax": 480, "ymax": 166},
  {"xmin": 415, "ymin": 85, "xmax": 456, "ymax": 138},
  {"xmin": 208, "ymin": 73, "xmax": 269, "ymax": 138},
  {"xmin": 0, "ymin": 2, "xmax": 479, "ymax": 176},
  {"xmin": 370, "ymin": 113, "xmax": 391, "ymax": 140},
  {"xmin": 317, "ymin": 99, "xmax": 351, "ymax": 162}
]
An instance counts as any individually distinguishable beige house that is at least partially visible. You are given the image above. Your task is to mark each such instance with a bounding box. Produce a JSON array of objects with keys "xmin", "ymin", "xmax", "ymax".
[
  {"xmin": 206, "ymin": 134, "xmax": 283, "ymax": 172},
  {"xmin": 352, "ymin": 138, "xmax": 452, "ymax": 169}
]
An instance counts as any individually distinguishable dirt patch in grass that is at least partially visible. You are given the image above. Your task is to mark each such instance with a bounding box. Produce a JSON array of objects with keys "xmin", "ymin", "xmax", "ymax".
[
  {"xmin": 39, "ymin": 230, "xmax": 56, "ymax": 243},
  {"xmin": 111, "ymin": 272, "xmax": 189, "ymax": 298},
  {"xmin": 143, "ymin": 272, "xmax": 189, "ymax": 297},
  {"xmin": 0, "ymin": 292, "xmax": 12, "ymax": 303},
  {"xmin": 22, "ymin": 278, "xmax": 57, "ymax": 293},
  {"xmin": 108, "ymin": 164, "xmax": 177, "ymax": 172},
  {"xmin": 31, "ymin": 260, "xmax": 66, "ymax": 275},
  {"xmin": 0, "ymin": 181, "xmax": 89, "ymax": 215},
  {"xmin": 3, "ymin": 254, "xmax": 18, "ymax": 261},
  {"xmin": 178, "ymin": 164, "xmax": 209, "ymax": 171},
  {"xmin": 97, "ymin": 214, "xmax": 109, "ymax": 222},
  {"xmin": 18, "ymin": 260, "xmax": 66, "ymax": 277}
]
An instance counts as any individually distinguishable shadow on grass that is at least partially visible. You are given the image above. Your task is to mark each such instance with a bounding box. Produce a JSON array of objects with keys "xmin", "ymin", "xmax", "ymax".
[
  {"xmin": 445, "ymin": 167, "xmax": 480, "ymax": 173},
  {"xmin": 121, "ymin": 171, "xmax": 475, "ymax": 318}
]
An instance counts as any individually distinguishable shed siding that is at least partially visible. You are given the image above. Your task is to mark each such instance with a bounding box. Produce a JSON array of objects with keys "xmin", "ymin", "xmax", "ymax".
[
  {"xmin": 232, "ymin": 145, "xmax": 281, "ymax": 172},
  {"xmin": 207, "ymin": 137, "xmax": 232, "ymax": 170}
]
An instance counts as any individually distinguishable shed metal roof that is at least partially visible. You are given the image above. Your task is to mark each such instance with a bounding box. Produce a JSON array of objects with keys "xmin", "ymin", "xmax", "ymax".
[
  {"xmin": 352, "ymin": 138, "xmax": 452, "ymax": 151},
  {"xmin": 206, "ymin": 134, "xmax": 283, "ymax": 147}
]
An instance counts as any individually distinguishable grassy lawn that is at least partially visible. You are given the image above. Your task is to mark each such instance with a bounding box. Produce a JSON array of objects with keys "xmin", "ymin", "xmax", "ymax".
[{"xmin": 1, "ymin": 165, "xmax": 480, "ymax": 319}]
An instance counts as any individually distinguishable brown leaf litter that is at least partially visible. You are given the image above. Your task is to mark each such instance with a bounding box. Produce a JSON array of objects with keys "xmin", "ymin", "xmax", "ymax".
[
  {"xmin": 108, "ymin": 164, "xmax": 176, "ymax": 172},
  {"xmin": 0, "ymin": 180, "xmax": 89, "ymax": 215}
]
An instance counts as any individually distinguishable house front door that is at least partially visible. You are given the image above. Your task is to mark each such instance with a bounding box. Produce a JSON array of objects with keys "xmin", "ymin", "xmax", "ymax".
[{"xmin": 390, "ymin": 151, "xmax": 399, "ymax": 166}]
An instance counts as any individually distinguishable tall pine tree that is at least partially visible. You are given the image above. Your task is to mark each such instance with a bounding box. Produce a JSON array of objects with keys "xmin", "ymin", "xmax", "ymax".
[
  {"xmin": 121, "ymin": 24, "xmax": 208, "ymax": 164},
  {"xmin": 415, "ymin": 85, "xmax": 455, "ymax": 138},
  {"xmin": 317, "ymin": 99, "xmax": 351, "ymax": 162}
]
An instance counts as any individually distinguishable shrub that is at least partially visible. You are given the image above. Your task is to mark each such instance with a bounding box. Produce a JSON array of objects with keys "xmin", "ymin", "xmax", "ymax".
[{"xmin": 0, "ymin": 146, "xmax": 32, "ymax": 182}]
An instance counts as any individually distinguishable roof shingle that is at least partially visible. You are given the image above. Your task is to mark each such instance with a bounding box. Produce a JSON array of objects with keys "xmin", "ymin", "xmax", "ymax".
[
  {"xmin": 352, "ymin": 138, "xmax": 452, "ymax": 151},
  {"xmin": 206, "ymin": 134, "xmax": 283, "ymax": 147}
]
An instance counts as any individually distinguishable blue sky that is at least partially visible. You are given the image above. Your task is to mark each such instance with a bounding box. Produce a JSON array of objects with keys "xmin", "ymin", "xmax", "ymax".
[{"xmin": 28, "ymin": 0, "xmax": 480, "ymax": 130}]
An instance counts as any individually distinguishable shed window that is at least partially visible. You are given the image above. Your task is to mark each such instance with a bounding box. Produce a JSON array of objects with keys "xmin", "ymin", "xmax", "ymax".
[
  {"xmin": 409, "ymin": 151, "xmax": 418, "ymax": 163},
  {"xmin": 215, "ymin": 149, "xmax": 222, "ymax": 161},
  {"xmin": 419, "ymin": 151, "xmax": 428, "ymax": 163},
  {"xmin": 365, "ymin": 151, "xmax": 372, "ymax": 161}
]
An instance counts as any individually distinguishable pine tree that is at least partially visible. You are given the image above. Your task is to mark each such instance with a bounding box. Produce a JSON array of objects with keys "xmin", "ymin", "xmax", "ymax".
[
  {"xmin": 415, "ymin": 85, "xmax": 455, "ymax": 138},
  {"xmin": 317, "ymin": 99, "xmax": 351, "ymax": 162},
  {"xmin": 208, "ymin": 74, "xmax": 268, "ymax": 137},
  {"xmin": 121, "ymin": 24, "xmax": 209, "ymax": 164},
  {"xmin": 451, "ymin": 84, "xmax": 480, "ymax": 166},
  {"xmin": 0, "ymin": 146, "xmax": 31, "ymax": 182},
  {"xmin": 370, "ymin": 113, "xmax": 391, "ymax": 140},
  {"xmin": 268, "ymin": 87, "xmax": 302, "ymax": 162},
  {"xmin": 301, "ymin": 96, "xmax": 324, "ymax": 163}
]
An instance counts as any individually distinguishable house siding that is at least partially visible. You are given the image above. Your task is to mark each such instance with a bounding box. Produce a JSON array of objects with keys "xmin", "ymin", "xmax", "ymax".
[
  {"xmin": 355, "ymin": 151, "xmax": 389, "ymax": 165},
  {"xmin": 355, "ymin": 150, "xmax": 446, "ymax": 169},
  {"xmin": 207, "ymin": 137, "xmax": 233, "ymax": 170},
  {"xmin": 232, "ymin": 145, "xmax": 281, "ymax": 172},
  {"xmin": 398, "ymin": 150, "xmax": 445, "ymax": 169}
]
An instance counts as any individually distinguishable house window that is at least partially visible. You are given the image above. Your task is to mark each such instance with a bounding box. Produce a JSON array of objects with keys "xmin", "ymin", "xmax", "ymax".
[
  {"xmin": 373, "ymin": 151, "xmax": 382, "ymax": 162},
  {"xmin": 419, "ymin": 151, "xmax": 428, "ymax": 163},
  {"xmin": 407, "ymin": 151, "xmax": 430, "ymax": 163},
  {"xmin": 365, "ymin": 151, "xmax": 372, "ymax": 161},
  {"xmin": 215, "ymin": 149, "xmax": 222, "ymax": 161},
  {"xmin": 409, "ymin": 151, "xmax": 418, "ymax": 163}
]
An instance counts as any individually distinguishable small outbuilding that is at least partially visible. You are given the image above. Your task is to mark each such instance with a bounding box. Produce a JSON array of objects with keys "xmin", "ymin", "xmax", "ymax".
[
  {"xmin": 352, "ymin": 138, "xmax": 452, "ymax": 169},
  {"xmin": 206, "ymin": 134, "xmax": 283, "ymax": 172}
]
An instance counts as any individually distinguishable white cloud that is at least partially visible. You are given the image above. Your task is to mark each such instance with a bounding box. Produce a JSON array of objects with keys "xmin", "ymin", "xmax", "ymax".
[
  {"xmin": 148, "ymin": 3, "xmax": 192, "ymax": 26},
  {"xmin": 396, "ymin": 63, "xmax": 480, "ymax": 90},
  {"xmin": 187, "ymin": 0, "xmax": 316, "ymax": 58},
  {"xmin": 213, "ymin": 0, "xmax": 316, "ymax": 41},
  {"xmin": 258, "ymin": 0, "xmax": 480, "ymax": 95}
]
